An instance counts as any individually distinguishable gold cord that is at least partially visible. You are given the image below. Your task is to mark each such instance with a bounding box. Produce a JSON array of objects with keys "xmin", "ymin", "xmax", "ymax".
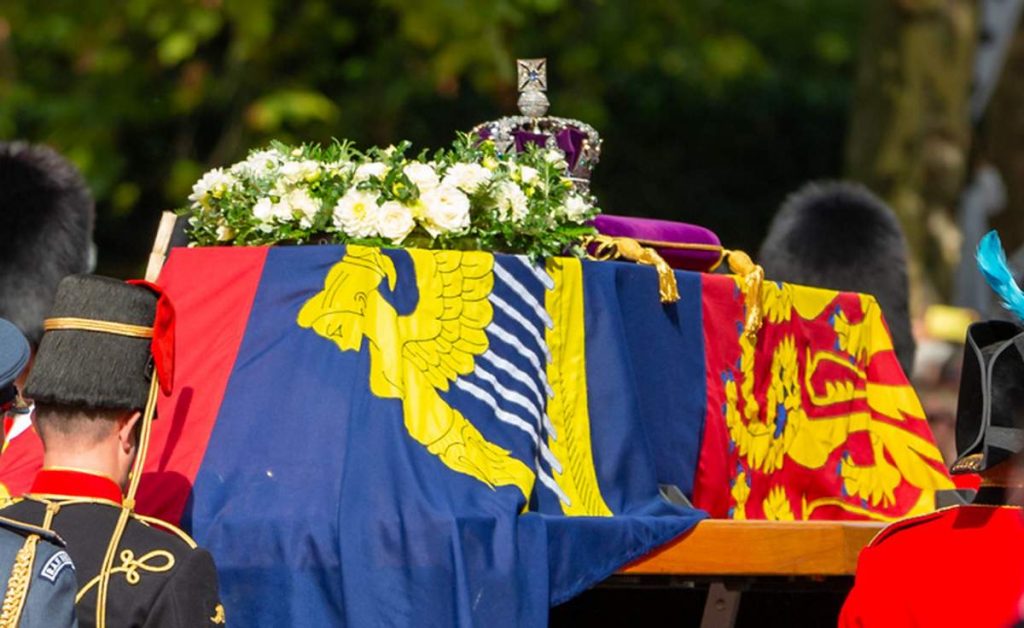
[
  {"xmin": 94, "ymin": 375, "xmax": 160, "ymax": 627},
  {"xmin": 127, "ymin": 376, "xmax": 159, "ymax": 504},
  {"xmin": 43, "ymin": 318, "xmax": 154, "ymax": 339},
  {"xmin": 41, "ymin": 503, "xmax": 58, "ymax": 531},
  {"xmin": 131, "ymin": 514, "xmax": 198, "ymax": 549},
  {"xmin": 586, "ymin": 235, "xmax": 681, "ymax": 303},
  {"xmin": 585, "ymin": 236, "xmax": 764, "ymax": 336}
]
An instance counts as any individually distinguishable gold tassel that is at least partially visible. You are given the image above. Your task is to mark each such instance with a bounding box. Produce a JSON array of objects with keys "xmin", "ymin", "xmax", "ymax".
[
  {"xmin": 586, "ymin": 235, "xmax": 680, "ymax": 304},
  {"xmin": 724, "ymin": 249, "xmax": 764, "ymax": 340}
]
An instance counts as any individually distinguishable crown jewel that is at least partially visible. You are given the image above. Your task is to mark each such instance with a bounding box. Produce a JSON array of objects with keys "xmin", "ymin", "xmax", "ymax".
[{"xmin": 472, "ymin": 58, "xmax": 601, "ymax": 192}]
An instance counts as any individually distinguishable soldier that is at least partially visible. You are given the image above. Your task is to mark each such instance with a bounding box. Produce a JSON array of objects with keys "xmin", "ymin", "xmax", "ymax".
[
  {"xmin": 840, "ymin": 232, "xmax": 1024, "ymax": 626},
  {"xmin": 0, "ymin": 275, "xmax": 224, "ymax": 627},
  {"xmin": 0, "ymin": 317, "xmax": 76, "ymax": 627}
]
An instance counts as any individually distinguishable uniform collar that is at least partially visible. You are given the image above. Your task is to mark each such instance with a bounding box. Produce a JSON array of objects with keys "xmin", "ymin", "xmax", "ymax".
[{"xmin": 30, "ymin": 467, "xmax": 124, "ymax": 506}]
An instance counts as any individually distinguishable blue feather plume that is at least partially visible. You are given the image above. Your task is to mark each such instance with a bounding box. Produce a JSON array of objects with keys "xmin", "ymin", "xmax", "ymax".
[{"xmin": 977, "ymin": 230, "xmax": 1024, "ymax": 322}]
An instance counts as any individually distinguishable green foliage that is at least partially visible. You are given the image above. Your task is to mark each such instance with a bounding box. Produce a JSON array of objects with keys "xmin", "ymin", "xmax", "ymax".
[
  {"xmin": 0, "ymin": 0, "xmax": 862, "ymax": 274},
  {"xmin": 181, "ymin": 133, "xmax": 597, "ymax": 260}
]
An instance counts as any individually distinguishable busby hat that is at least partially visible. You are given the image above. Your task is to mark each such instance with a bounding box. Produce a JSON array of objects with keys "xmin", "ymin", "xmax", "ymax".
[
  {"xmin": 0, "ymin": 319, "xmax": 30, "ymax": 410},
  {"xmin": 24, "ymin": 275, "xmax": 174, "ymax": 412},
  {"xmin": 0, "ymin": 142, "xmax": 95, "ymax": 346}
]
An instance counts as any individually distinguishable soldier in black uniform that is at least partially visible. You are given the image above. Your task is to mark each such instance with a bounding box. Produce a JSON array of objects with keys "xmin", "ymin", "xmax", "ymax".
[
  {"xmin": 0, "ymin": 316, "xmax": 77, "ymax": 628},
  {"xmin": 0, "ymin": 275, "xmax": 223, "ymax": 627}
]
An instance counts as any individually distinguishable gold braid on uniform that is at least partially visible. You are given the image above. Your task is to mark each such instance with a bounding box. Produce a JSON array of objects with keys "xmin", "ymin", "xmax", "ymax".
[
  {"xmin": 0, "ymin": 534, "xmax": 39, "ymax": 627},
  {"xmin": 77, "ymin": 549, "xmax": 175, "ymax": 600},
  {"xmin": 0, "ymin": 501, "xmax": 63, "ymax": 626},
  {"xmin": 94, "ymin": 375, "xmax": 160, "ymax": 628},
  {"xmin": 132, "ymin": 514, "xmax": 198, "ymax": 549},
  {"xmin": 42, "ymin": 317, "xmax": 154, "ymax": 338}
]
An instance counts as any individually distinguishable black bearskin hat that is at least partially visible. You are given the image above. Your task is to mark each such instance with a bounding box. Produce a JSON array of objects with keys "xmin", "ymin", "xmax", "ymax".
[
  {"xmin": 758, "ymin": 181, "xmax": 915, "ymax": 376},
  {"xmin": 25, "ymin": 275, "xmax": 159, "ymax": 411},
  {"xmin": 0, "ymin": 142, "xmax": 95, "ymax": 346}
]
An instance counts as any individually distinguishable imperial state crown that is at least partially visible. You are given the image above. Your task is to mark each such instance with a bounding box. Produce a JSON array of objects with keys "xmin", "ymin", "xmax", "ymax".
[{"xmin": 471, "ymin": 58, "xmax": 601, "ymax": 193}]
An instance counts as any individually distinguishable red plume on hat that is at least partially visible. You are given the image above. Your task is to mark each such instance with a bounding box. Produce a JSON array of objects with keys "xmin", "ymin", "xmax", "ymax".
[{"xmin": 127, "ymin": 279, "xmax": 175, "ymax": 395}]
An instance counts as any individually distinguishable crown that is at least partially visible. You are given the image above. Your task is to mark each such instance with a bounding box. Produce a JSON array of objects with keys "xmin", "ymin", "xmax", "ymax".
[{"xmin": 471, "ymin": 58, "xmax": 602, "ymax": 192}]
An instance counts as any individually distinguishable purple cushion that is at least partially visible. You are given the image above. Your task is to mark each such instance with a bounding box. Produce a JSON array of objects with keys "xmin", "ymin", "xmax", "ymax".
[{"xmin": 591, "ymin": 214, "xmax": 723, "ymax": 271}]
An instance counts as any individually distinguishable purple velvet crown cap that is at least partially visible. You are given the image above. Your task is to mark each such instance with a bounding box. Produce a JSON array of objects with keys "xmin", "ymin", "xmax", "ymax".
[
  {"xmin": 591, "ymin": 214, "xmax": 723, "ymax": 272},
  {"xmin": 472, "ymin": 116, "xmax": 600, "ymax": 193}
]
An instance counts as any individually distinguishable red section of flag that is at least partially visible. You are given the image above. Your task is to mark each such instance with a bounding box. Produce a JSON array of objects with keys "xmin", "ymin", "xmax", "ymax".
[
  {"xmin": 691, "ymin": 274, "xmax": 737, "ymax": 517},
  {"xmin": 136, "ymin": 246, "xmax": 267, "ymax": 524}
]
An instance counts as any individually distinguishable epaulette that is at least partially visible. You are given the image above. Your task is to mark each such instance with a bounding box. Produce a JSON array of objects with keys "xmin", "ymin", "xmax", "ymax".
[
  {"xmin": 867, "ymin": 507, "xmax": 954, "ymax": 548},
  {"xmin": 0, "ymin": 515, "xmax": 66, "ymax": 548}
]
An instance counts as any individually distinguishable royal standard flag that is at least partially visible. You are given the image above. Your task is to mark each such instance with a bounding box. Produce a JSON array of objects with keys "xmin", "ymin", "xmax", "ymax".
[{"xmin": 0, "ymin": 245, "xmax": 952, "ymax": 625}]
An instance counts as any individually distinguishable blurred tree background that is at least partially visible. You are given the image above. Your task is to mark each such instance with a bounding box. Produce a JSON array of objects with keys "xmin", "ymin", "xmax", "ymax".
[{"xmin": 0, "ymin": 0, "xmax": 861, "ymax": 276}]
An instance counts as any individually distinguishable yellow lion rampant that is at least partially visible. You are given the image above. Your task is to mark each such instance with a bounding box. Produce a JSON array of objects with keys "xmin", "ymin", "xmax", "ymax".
[{"xmin": 298, "ymin": 245, "xmax": 536, "ymax": 501}]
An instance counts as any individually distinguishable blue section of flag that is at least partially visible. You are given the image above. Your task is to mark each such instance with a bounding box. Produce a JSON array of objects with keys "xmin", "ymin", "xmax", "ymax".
[
  {"xmin": 184, "ymin": 246, "xmax": 705, "ymax": 626},
  {"xmin": 580, "ymin": 260, "xmax": 707, "ymax": 499}
]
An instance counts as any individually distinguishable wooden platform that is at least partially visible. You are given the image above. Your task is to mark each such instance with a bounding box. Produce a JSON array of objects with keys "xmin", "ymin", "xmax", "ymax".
[
  {"xmin": 613, "ymin": 520, "xmax": 885, "ymax": 627},
  {"xmin": 622, "ymin": 519, "xmax": 884, "ymax": 577}
]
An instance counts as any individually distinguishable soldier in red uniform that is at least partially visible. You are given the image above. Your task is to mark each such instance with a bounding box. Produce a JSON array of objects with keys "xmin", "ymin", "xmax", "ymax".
[{"xmin": 840, "ymin": 232, "xmax": 1024, "ymax": 627}]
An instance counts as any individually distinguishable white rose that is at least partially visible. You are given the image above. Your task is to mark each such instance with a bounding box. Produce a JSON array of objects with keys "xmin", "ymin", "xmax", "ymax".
[
  {"xmin": 252, "ymin": 196, "xmax": 274, "ymax": 221},
  {"xmin": 333, "ymin": 189, "xmax": 381, "ymax": 238},
  {"xmin": 284, "ymin": 188, "xmax": 321, "ymax": 228},
  {"xmin": 403, "ymin": 163, "xmax": 439, "ymax": 193},
  {"xmin": 232, "ymin": 149, "xmax": 283, "ymax": 177},
  {"xmin": 377, "ymin": 201, "xmax": 416, "ymax": 244},
  {"xmin": 518, "ymin": 165, "xmax": 539, "ymax": 185},
  {"xmin": 420, "ymin": 184, "xmax": 471, "ymax": 237},
  {"xmin": 188, "ymin": 168, "xmax": 235, "ymax": 207},
  {"xmin": 270, "ymin": 197, "xmax": 294, "ymax": 222},
  {"xmin": 354, "ymin": 162, "xmax": 388, "ymax": 182},
  {"xmin": 562, "ymin": 194, "xmax": 591, "ymax": 222},
  {"xmin": 280, "ymin": 159, "xmax": 321, "ymax": 184},
  {"xmin": 216, "ymin": 223, "xmax": 235, "ymax": 242},
  {"xmin": 494, "ymin": 181, "xmax": 529, "ymax": 224},
  {"xmin": 441, "ymin": 163, "xmax": 491, "ymax": 194}
]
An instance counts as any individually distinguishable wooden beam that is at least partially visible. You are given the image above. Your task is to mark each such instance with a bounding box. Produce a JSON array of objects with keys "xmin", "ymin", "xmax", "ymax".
[
  {"xmin": 620, "ymin": 520, "xmax": 884, "ymax": 577},
  {"xmin": 145, "ymin": 212, "xmax": 178, "ymax": 282}
]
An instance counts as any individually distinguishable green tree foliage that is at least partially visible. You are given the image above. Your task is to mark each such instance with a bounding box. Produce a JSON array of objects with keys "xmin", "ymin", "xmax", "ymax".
[
  {"xmin": 846, "ymin": 0, "xmax": 976, "ymax": 302},
  {"xmin": 0, "ymin": 0, "xmax": 861, "ymax": 274}
]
